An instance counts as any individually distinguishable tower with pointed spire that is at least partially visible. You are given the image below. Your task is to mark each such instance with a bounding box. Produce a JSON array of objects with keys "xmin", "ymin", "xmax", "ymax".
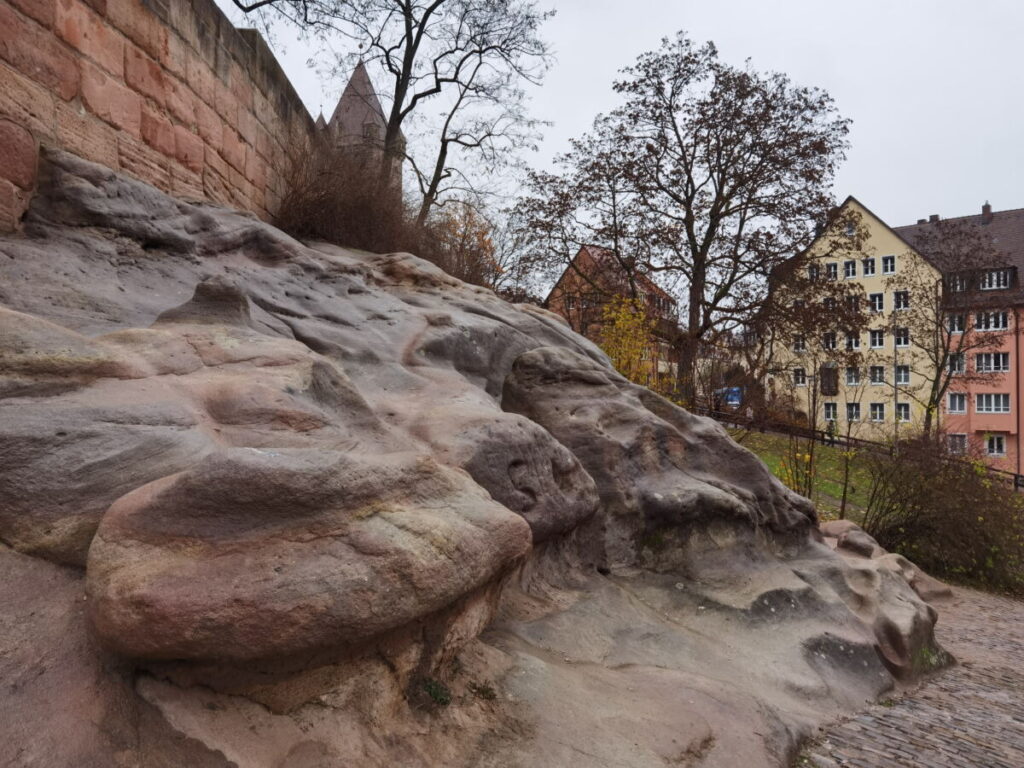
[{"xmin": 318, "ymin": 61, "xmax": 404, "ymax": 193}]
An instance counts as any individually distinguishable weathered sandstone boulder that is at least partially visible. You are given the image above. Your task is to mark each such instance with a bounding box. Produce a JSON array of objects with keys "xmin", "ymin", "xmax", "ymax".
[{"xmin": 0, "ymin": 150, "xmax": 952, "ymax": 768}]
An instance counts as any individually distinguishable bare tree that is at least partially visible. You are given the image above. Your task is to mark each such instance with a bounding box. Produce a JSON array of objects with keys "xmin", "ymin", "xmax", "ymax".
[
  {"xmin": 233, "ymin": 0, "xmax": 551, "ymax": 220},
  {"xmin": 514, "ymin": 117, "xmax": 657, "ymax": 304},
  {"xmin": 888, "ymin": 219, "xmax": 1009, "ymax": 436},
  {"xmin": 611, "ymin": 33, "xmax": 850, "ymax": 403}
]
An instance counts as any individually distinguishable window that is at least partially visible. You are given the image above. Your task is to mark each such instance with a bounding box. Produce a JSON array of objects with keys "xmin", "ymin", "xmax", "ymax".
[
  {"xmin": 947, "ymin": 434, "xmax": 967, "ymax": 455},
  {"xmin": 894, "ymin": 327, "xmax": 909, "ymax": 347},
  {"xmin": 987, "ymin": 434, "xmax": 1007, "ymax": 456},
  {"xmin": 870, "ymin": 365, "xmax": 885, "ymax": 384},
  {"xmin": 820, "ymin": 366, "xmax": 839, "ymax": 396},
  {"xmin": 843, "ymin": 260, "xmax": 856, "ymax": 279},
  {"xmin": 869, "ymin": 293, "xmax": 884, "ymax": 313},
  {"xmin": 822, "ymin": 332, "xmax": 837, "ymax": 350},
  {"xmin": 808, "ymin": 264, "xmax": 820, "ymax": 281},
  {"xmin": 869, "ymin": 329, "xmax": 884, "ymax": 348},
  {"xmin": 976, "ymin": 311, "xmax": 1009, "ymax": 331},
  {"xmin": 870, "ymin": 402, "xmax": 885, "ymax": 422},
  {"xmin": 949, "ymin": 353, "xmax": 965, "ymax": 374},
  {"xmin": 793, "ymin": 367, "xmax": 807, "ymax": 386},
  {"xmin": 845, "ymin": 221, "xmax": 856, "ymax": 237},
  {"xmin": 948, "ymin": 274, "xmax": 967, "ymax": 292},
  {"xmin": 977, "ymin": 393, "xmax": 1011, "ymax": 413},
  {"xmin": 862, "ymin": 258, "xmax": 876, "ymax": 276},
  {"xmin": 947, "ymin": 393, "xmax": 966, "ymax": 414},
  {"xmin": 824, "ymin": 297, "xmax": 837, "ymax": 312},
  {"xmin": 948, "ymin": 314, "xmax": 965, "ymax": 333},
  {"xmin": 896, "ymin": 403, "xmax": 910, "ymax": 422},
  {"xmin": 976, "ymin": 353, "xmax": 1010, "ymax": 372},
  {"xmin": 846, "ymin": 296, "xmax": 860, "ymax": 312},
  {"xmin": 792, "ymin": 335, "xmax": 806, "ymax": 353},
  {"xmin": 826, "ymin": 263, "xmax": 838, "ymax": 281},
  {"xmin": 894, "ymin": 290, "xmax": 910, "ymax": 310},
  {"xmin": 846, "ymin": 403, "xmax": 861, "ymax": 422},
  {"xmin": 980, "ymin": 269, "xmax": 1011, "ymax": 290},
  {"xmin": 895, "ymin": 365, "xmax": 910, "ymax": 385},
  {"xmin": 882, "ymin": 255, "xmax": 896, "ymax": 274},
  {"xmin": 846, "ymin": 366, "xmax": 860, "ymax": 385},
  {"xmin": 845, "ymin": 331, "xmax": 860, "ymax": 350},
  {"xmin": 824, "ymin": 402, "xmax": 837, "ymax": 421}
]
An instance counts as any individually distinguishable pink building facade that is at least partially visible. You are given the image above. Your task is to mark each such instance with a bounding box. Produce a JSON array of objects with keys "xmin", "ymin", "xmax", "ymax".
[
  {"xmin": 938, "ymin": 308, "xmax": 1022, "ymax": 473},
  {"xmin": 896, "ymin": 205, "xmax": 1024, "ymax": 475}
]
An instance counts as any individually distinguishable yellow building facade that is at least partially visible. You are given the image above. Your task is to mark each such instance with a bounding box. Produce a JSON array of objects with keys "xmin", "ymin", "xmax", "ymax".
[{"xmin": 778, "ymin": 197, "xmax": 939, "ymax": 442}]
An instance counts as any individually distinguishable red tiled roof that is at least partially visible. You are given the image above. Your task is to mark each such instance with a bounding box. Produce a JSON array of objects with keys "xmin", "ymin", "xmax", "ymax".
[
  {"xmin": 572, "ymin": 245, "xmax": 676, "ymax": 303},
  {"xmin": 893, "ymin": 206, "xmax": 1024, "ymax": 273}
]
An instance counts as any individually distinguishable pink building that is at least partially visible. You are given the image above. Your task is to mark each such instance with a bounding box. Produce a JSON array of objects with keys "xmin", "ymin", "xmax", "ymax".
[{"xmin": 895, "ymin": 204, "xmax": 1024, "ymax": 473}]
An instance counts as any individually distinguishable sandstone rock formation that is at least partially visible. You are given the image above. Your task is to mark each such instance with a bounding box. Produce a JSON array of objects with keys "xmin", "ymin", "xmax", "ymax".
[{"xmin": 0, "ymin": 150, "xmax": 951, "ymax": 768}]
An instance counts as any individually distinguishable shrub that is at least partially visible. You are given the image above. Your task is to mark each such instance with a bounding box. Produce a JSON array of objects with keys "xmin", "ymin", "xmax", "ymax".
[
  {"xmin": 860, "ymin": 437, "xmax": 1024, "ymax": 594},
  {"xmin": 275, "ymin": 142, "xmax": 504, "ymax": 290}
]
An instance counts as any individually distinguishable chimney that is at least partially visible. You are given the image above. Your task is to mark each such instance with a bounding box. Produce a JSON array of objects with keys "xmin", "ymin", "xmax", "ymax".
[
  {"xmin": 982, "ymin": 201, "xmax": 993, "ymax": 224},
  {"xmin": 916, "ymin": 218, "xmax": 927, "ymax": 225},
  {"xmin": 928, "ymin": 214, "xmax": 940, "ymax": 223}
]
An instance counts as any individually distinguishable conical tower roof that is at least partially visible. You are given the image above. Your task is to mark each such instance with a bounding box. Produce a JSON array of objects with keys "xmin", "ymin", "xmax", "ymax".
[{"xmin": 328, "ymin": 61, "xmax": 389, "ymax": 141}]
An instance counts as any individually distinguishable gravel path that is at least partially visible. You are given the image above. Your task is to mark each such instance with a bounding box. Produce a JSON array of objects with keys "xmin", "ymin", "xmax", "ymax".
[{"xmin": 797, "ymin": 587, "xmax": 1024, "ymax": 768}]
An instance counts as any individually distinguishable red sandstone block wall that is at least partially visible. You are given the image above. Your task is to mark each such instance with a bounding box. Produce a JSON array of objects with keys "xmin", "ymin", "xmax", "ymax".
[{"xmin": 0, "ymin": 0, "xmax": 315, "ymax": 231}]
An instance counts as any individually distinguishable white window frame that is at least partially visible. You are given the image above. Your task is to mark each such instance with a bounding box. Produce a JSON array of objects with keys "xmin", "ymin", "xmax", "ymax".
[
  {"xmin": 896, "ymin": 403, "xmax": 910, "ymax": 422},
  {"xmin": 882, "ymin": 255, "xmax": 896, "ymax": 274},
  {"xmin": 894, "ymin": 290, "xmax": 910, "ymax": 310},
  {"xmin": 869, "ymin": 402, "xmax": 885, "ymax": 422},
  {"xmin": 869, "ymin": 329, "xmax": 884, "ymax": 348},
  {"xmin": 846, "ymin": 402, "xmax": 861, "ymax": 422},
  {"xmin": 792, "ymin": 335, "xmax": 806, "ymax": 353},
  {"xmin": 949, "ymin": 353, "xmax": 965, "ymax": 374},
  {"xmin": 845, "ymin": 366, "xmax": 860, "ymax": 386},
  {"xmin": 862, "ymin": 257, "xmax": 876, "ymax": 276},
  {"xmin": 975, "ymin": 311, "xmax": 1009, "ymax": 332},
  {"xmin": 976, "ymin": 352, "xmax": 1010, "ymax": 373},
  {"xmin": 976, "ymin": 393, "xmax": 1011, "ymax": 413},
  {"xmin": 948, "ymin": 314, "xmax": 965, "ymax": 334},
  {"xmin": 808, "ymin": 264, "xmax": 820, "ymax": 281},
  {"xmin": 947, "ymin": 392, "xmax": 967, "ymax": 414},
  {"xmin": 845, "ymin": 332, "xmax": 860, "ymax": 350},
  {"xmin": 980, "ymin": 269, "xmax": 1011, "ymax": 291},
  {"xmin": 869, "ymin": 365, "xmax": 885, "ymax": 385},
  {"xmin": 869, "ymin": 293, "xmax": 884, "ymax": 313},
  {"xmin": 826, "ymin": 263, "xmax": 838, "ymax": 281},
  {"xmin": 987, "ymin": 434, "xmax": 1007, "ymax": 456},
  {"xmin": 843, "ymin": 260, "xmax": 856, "ymax": 279},
  {"xmin": 824, "ymin": 402, "xmax": 837, "ymax": 421},
  {"xmin": 793, "ymin": 367, "xmax": 807, "ymax": 387},
  {"xmin": 822, "ymin": 332, "xmax": 837, "ymax": 350},
  {"xmin": 894, "ymin": 327, "xmax": 910, "ymax": 348},
  {"xmin": 948, "ymin": 433, "xmax": 967, "ymax": 455},
  {"xmin": 895, "ymin": 365, "xmax": 910, "ymax": 385}
]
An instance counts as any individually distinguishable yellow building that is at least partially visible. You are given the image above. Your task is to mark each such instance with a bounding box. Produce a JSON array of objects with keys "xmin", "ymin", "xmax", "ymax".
[{"xmin": 776, "ymin": 197, "xmax": 939, "ymax": 441}]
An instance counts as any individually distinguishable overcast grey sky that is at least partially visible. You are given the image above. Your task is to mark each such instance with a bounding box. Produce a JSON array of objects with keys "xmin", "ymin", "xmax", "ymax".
[{"xmin": 224, "ymin": 0, "xmax": 1024, "ymax": 226}]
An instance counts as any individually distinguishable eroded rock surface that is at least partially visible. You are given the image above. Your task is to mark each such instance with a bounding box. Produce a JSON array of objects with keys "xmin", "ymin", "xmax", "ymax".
[{"xmin": 0, "ymin": 151, "xmax": 950, "ymax": 768}]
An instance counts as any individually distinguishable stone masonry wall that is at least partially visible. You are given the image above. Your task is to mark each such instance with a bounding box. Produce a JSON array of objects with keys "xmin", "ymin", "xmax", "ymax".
[{"xmin": 0, "ymin": 0, "xmax": 317, "ymax": 231}]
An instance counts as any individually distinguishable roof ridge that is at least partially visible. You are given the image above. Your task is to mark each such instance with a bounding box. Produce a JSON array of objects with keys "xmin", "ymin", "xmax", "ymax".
[{"xmin": 894, "ymin": 206, "xmax": 1024, "ymax": 230}]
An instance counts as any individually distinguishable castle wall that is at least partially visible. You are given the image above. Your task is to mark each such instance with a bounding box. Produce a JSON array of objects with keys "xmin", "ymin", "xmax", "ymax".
[{"xmin": 0, "ymin": 0, "xmax": 317, "ymax": 231}]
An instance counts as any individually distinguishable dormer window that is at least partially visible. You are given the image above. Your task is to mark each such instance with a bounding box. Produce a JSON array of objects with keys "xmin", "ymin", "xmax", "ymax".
[{"xmin": 980, "ymin": 269, "xmax": 1011, "ymax": 290}]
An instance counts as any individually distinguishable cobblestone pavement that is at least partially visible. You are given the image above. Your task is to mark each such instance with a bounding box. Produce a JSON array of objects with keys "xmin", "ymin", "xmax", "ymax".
[{"xmin": 798, "ymin": 587, "xmax": 1024, "ymax": 768}]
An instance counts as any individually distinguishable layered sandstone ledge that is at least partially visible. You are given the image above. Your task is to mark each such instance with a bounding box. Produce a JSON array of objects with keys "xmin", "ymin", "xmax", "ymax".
[{"xmin": 0, "ymin": 152, "xmax": 953, "ymax": 768}]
